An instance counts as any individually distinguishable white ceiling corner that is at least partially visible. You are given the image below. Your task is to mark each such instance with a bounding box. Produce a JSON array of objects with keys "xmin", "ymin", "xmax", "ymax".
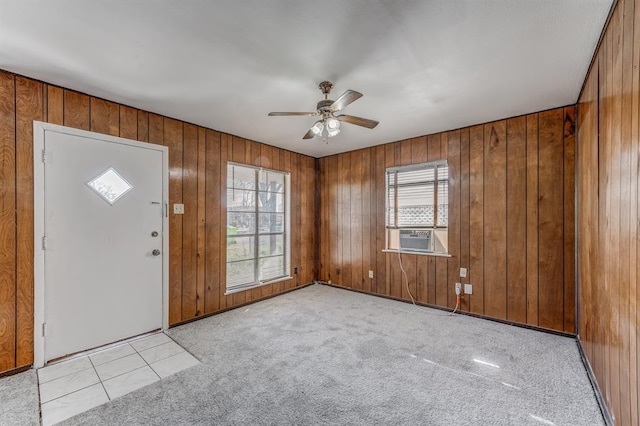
[{"xmin": 0, "ymin": 0, "xmax": 612, "ymax": 157}]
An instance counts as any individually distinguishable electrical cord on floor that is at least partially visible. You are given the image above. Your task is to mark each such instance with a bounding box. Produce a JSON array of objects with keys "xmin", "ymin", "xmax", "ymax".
[
  {"xmin": 397, "ymin": 249, "xmax": 461, "ymax": 317},
  {"xmin": 397, "ymin": 249, "xmax": 416, "ymax": 306},
  {"xmin": 449, "ymin": 294, "xmax": 460, "ymax": 316}
]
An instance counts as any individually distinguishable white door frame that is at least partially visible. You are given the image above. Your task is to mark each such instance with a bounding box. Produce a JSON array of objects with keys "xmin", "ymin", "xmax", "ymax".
[{"xmin": 33, "ymin": 121, "xmax": 169, "ymax": 368}]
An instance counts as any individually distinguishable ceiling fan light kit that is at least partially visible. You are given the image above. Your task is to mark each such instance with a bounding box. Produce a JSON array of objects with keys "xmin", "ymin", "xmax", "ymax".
[{"xmin": 268, "ymin": 81, "xmax": 379, "ymax": 140}]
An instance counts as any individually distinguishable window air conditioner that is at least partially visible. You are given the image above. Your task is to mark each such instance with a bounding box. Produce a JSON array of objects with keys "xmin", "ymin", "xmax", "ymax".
[{"xmin": 399, "ymin": 229, "xmax": 434, "ymax": 252}]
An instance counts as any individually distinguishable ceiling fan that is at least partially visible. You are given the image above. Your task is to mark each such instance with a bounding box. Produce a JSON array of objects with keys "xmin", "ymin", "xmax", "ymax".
[{"xmin": 268, "ymin": 81, "xmax": 379, "ymax": 140}]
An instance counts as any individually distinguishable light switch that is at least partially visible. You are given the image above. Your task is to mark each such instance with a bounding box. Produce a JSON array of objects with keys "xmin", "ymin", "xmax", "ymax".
[
  {"xmin": 368, "ymin": 270, "xmax": 374, "ymax": 279},
  {"xmin": 173, "ymin": 204, "xmax": 185, "ymax": 214},
  {"xmin": 460, "ymin": 267, "xmax": 467, "ymax": 278}
]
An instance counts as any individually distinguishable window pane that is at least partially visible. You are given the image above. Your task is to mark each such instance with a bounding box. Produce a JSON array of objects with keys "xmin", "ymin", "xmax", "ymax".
[
  {"xmin": 260, "ymin": 255, "xmax": 285, "ymax": 281},
  {"xmin": 227, "ymin": 235, "xmax": 255, "ymax": 262},
  {"xmin": 227, "ymin": 164, "xmax": 256, "ymax": 190},
  {"xmin": 397, "ymin": 167, "xmax": 434, "ymax": 185},
  {"xmin": 259, "ymin": 235, "xmax": 284, "ymax": 257},
  {"xmin": 386, "ymin": 174, "xmax": 395, "ymax": 227},
  {"xmin": 259, "ymin": 170, "xmax": 285, "ymax": 192},
  {"xmin": 259, "ymin": 213, "xmax": 284, "ymax": 233},
  {"xmin": 227, "ymin": 260, "xmax": 255, "ymax": 287},
  {"xmin": 397, "ymin": 182, "xmax": 435, "ymax": 227},
  {"xmin": 227, "ymin": 189, "xmax": 256, "ymax": 211},
  {"xmin": 227, "ymin": 212, "xmax": 256, "ymax": 235},
  {"xmin": 437, "ymin": 180, "xmax": 448, "ymax": 226},
  {"xmin": 258, "ymin": 192, "xmax": 284, "ymax": 213}
]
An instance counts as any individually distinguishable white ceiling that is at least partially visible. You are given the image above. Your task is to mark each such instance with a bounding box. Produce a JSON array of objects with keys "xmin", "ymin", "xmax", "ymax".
[{"xmin": 0, "ymin": 1, "xmax": 612, "ymax": 158}]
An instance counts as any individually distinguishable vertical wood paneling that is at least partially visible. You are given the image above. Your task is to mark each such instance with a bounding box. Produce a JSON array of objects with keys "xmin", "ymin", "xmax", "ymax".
[
  {"xmin": 447, "ymin": 130, "xmax": 461, "ymax": 308},
  {"xmin": 577, "ymin": 0, "xmax": 640, "ymax": 423},
  {"xmin": 351, "ymin": 151, "xmax": 363, "ymax": 290},
  {"xmin": 46, "ymin": 86, "xmax": 63, "ymax": 125},
  {"xmin": 119, "ymin": 106, "xmax": 137, "ymax": 140},
  {"xmin": 90, "ymin": 98, "xmax": 119, "ymax": 136},
  {"xmin": 318, "ymin": 107, "xmax": 573, "ymax": 335},
  {"xmin": 181, "ymin": 124, "xmax": 198, "ymax": 318},
  {"xmin": 526, "ymin": 114, "xmax": 539, "ymax": 325},
  {"xmin": 0, "ymin": 71, "xmax": 319, "ymax": 374},
  {"xmin": 506, "ymin": 116, "xmax": 527, "ymax": 323},
  {"xmin": 0, "ymin": 71, "xmax": 16, "ymax": 372},
  {"xmin": 196, "ymin": 127, "xmax": 206, "ymax": 317},
  {"xmin": 63, "ymin": 90, "xmax": 89, "ymax": 130},
  {"xmin": 469, "ymin": 125, "xmax": 485, "ymax": 315},
  {"xmin": 483, "ymin": 121, "xmax": 507, "ymax": 319},
  {"xmin": 459, "ymin": 128, "xmax": 471, "ymax": 311},
  {"xmin": 165, "ymin": 119, "xmax": 184, "ymax": 324},
  {"xmin": 137, "ymin": 111, "xmax": 149, "ymax": 142},
  {"xmin": 204, "ymin": 130, "xmax": 221, "ymax": 314},
  {"xmin": 15, "ymin": 77, "xmax": 41, "ymax": 367},
  {"xmin": 563, "ymin": 107, "xmax": 576, "ymax": 334},
  {"xmin": 538, "ymin": 109, "xmax": 564, "ymax": 331}
]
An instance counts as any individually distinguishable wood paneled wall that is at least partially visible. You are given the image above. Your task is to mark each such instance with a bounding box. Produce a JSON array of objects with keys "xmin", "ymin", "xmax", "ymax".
[
  {"xmin": 577, "ymin": 0, "xmax": 640, "ymax": 423},
  {"xmin": 318, "ymin": 106, "xmax": 576, "ymax": 333},
  {"xmin": 0, "ymin": 70, "xmax": 316, "ymax": 373}
]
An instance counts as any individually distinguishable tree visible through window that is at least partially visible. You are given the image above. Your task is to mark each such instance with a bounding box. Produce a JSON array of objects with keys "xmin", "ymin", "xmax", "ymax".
[{"xmin": 226, "ymin": 163, "xmax": 290, "ymax": 293}]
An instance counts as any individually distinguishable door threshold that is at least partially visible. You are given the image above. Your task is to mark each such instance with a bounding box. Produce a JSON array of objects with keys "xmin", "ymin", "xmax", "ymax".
[{"xmin": 43, "ymin": 329, "xmax": 162, "ymax": 368}]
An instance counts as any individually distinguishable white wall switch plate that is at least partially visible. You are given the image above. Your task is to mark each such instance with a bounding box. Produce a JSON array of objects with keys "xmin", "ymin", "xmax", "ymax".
[
  {"xmin": 460, "ymin": 267, "xmax": 467, "ymax": 278},
  {"xmin": 368, "ymin": 270, "xmax": 374, "ymax": 279},
  {"xmin": 464, "ymin": 284, "xmax": 473, "ymax": 295},
  {"xmin": 173, "ymin": 204, "xmax": 185, "ymax": 214}
]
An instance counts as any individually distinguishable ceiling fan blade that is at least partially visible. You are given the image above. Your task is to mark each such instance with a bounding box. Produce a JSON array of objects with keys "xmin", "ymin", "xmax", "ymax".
[
  {"xmin": 303, "ymin": 128, "xmax": 316, "ymax": 139},
  {"xmin": 330, "ymin": 90, "xmax": 363, "ymax": 112},
  {"xmin": 268, "ymin": 112, "xmax": 317, "ymax": 116},
  {"xmin": 336, "ymin": 114, "xmax": 379, "ymax": 129}
]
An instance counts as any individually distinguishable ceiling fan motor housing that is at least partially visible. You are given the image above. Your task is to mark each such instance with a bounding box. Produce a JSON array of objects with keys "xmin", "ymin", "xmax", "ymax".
[{"xmin": 316, "ymin": 99, "xmax": 334, "ymax": 112}]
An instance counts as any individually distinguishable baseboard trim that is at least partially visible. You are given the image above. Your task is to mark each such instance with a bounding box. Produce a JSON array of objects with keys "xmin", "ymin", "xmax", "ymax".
[
  {"xmin": 169, "ymin": 282, "xmax": 314, "ymax": 328},
  {"xmin": 317, "ymin": 281, "xmax": 575, "ymax": 338},
  {"xmin": 0, "ymin": 364, "xmax": 31, "ymax": 378},
  {"xmin": 576, "ymin": 337, "xmax": 614, "ymax": 426}
]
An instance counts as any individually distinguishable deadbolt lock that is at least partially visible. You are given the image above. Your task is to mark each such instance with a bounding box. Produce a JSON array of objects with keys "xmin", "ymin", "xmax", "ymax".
[
  {"xmin": 151, "ymin": 231, "xmax": 159, "ymax": 237},
  {"xmin": 152, "ymin": 249, "xmax": 161, "ymax": 256}
]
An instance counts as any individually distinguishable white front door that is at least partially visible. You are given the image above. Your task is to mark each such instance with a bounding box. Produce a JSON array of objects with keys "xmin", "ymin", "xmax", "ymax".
[{"xmin": 34, "ymin": 123, "xmax": 168, "ymax": 365}]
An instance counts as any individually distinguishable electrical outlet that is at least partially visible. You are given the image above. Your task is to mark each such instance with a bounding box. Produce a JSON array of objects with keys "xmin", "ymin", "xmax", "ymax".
[
  {"xmin": 460, "ymin": 267, "xmax": 467, "ymax": 278},
  {"xmin": 455, "ymin": 282, "xmax": 462, "ymax": 295},
  {"xmin": 294, "ymin": 267, "xmax": 298, "ymax": 275},
  {"xmin": 173, "ymin": 204, "xmax": 184, "ymax": 214},
  {"xmin": 464, "ymin": 284, "xmax": 473, "ymax": 295},
  {"xmin": 368, "ymin": 270, "xmax": 374, "ymax": 279}
]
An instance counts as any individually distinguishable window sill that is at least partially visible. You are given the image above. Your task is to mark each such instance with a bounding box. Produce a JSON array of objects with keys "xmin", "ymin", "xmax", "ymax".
[
  {"xmin": 382, "ymin": 249, "xmax": 452, "ymax": 258},
  {"xmin": 225, "ymin": 275, "xmax": 293, "ymax": 295}
]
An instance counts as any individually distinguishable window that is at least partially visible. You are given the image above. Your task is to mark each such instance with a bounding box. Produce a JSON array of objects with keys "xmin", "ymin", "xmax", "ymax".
[
  {"xmin": 226, "ymin": 163, "xmax": 290, "ymax": 293},
  {"xmin": 385, "ymin": 161, "xmax": 449, "ymax": 253}
]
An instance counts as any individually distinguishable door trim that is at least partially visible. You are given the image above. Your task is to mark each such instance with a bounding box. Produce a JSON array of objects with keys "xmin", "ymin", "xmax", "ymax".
[{"xmin": 33, "ymin": 121, "xmax": 169, "ymax": 368}]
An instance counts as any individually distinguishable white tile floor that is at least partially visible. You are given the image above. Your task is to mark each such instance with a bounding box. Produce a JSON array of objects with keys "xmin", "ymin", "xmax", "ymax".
[{"xmin": 37, "ymin": 333, "xmax": 199, "ymax": 426}]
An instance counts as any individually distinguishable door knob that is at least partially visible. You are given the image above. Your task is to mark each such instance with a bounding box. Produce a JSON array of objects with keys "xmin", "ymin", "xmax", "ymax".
[
  {"xmin": 152, "ymin": 249, "xmax": 161, "ymax": 256},
  {"xmin": 151, "ymin": 231, "xmax": 159, "ymax": 237}
]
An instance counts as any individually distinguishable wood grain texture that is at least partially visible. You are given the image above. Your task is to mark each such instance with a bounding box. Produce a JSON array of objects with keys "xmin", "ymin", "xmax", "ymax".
[
  {"xmin": 181, "ymin": 124, "xmax": 198, "ymax": 318},
  {"xmin": 63, "ymin": 90, "xmax": 89, "ymax": 130},
  {"xmin": 318, "ymin": 108, "xmax": 573, "ymax": 332},
  {"xmin": 165, "ymin": 118, "xmax": 184, "ymax": 324},
  {"xmin": 483, "ymin": 121, "xmax": 507, "ymax": 319},
  {"xmin": 577, "ymin": 0, "xmax": 640, "ymax": 423},
  {"xmin": 0, "ymin": 70, "xmax": 319, "ymax": 374},
  {"xmin": 506, "ymin": 116, "xmax": 527, "ymax": 323},
  {"xmin": 46, "ymin": 86, "xmax": 63, "ymax": 125},
  {"xmin": 119, "ymin": 106, "xmax": 137, "ymax": 140},
  {"xmin": 538, "ymin": 109, "xmax": 564, "ymax": 331},
  {"xmin": 90, "ymin": 98, "xmax": 119, "ymax": 136},
  {"xmin": 15, "ymin": 77, "xmax": 42, "ymax": 367},
  {"xmin": 0, "ymin": 71, "xmax": 16, "ymax": 372}
]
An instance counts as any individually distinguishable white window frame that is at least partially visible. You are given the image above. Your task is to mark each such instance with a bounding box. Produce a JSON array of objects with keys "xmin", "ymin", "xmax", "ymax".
[
  {"xmin": 384, "ymin": 160, "xmax": 449, "ymax": 255},
  {"xmin": 225, "ymin": 162, "xmax": 291, "ymax": 294}
]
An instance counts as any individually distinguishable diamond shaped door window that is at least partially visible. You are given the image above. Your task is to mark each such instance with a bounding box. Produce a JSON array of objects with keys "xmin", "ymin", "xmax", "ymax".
[{"xmin": 87, "ymin": 167, "xmax": 133, "ymax": 205}]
